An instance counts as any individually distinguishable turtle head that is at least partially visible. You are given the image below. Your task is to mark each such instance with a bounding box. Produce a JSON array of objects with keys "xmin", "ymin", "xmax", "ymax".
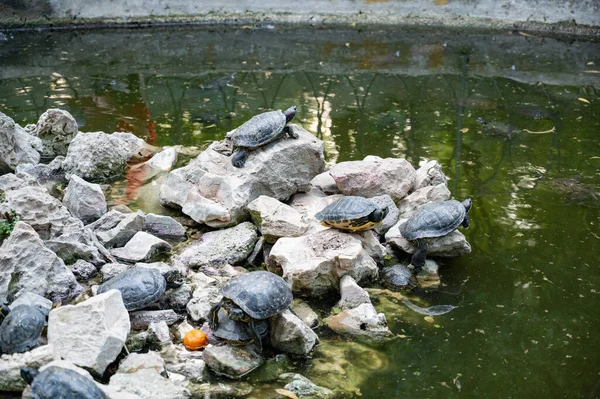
[
  {"xmin": 476, "ymin": 117, "xmax": 487, "ymax": 125},
  {"xmin": 283, "ymin": 106, "xmax": 297, "ymax": 123},
  {"xmin": 461, "ymin": 198, "xmax": 472, "ymax": 213},
  {"xmin": 369, "ymin": 206, "xmax": 389, "ymax": 224},
  {"xmin": 225, "ymin": 302, "xmax": 250, "ymax": 323},
  {"xmin": 164, "ymin": 270, "xmax": 184, "ymax": 288},
  {"xmin": 20, "ymin": 368, "xmax": 39, "ymax": 385}
]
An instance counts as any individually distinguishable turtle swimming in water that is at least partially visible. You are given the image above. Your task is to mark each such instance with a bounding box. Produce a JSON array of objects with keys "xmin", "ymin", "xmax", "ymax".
[
  {"xmin": 476, "ymin": 117, "xmax": 520, "ymax": 139},
  {"xmin": 209, "ymin": 271, "xmax": 292, "ymax": 352},
  {"xmin": 0, "ymin": 304, "xmax": 46, "ymax": 355},
  {"xmin": 315, "ymin": 196, "xmax": 389, "ymax": 232},
  {"xmin": 21, "ymin": 366, "xmax": 108, "ymax": 399},
  {"xmin": 400, "ymin": 199, "xmax": 472, "ymax": 271},
  {"xmin": 230, "ymin": 106, "xmax": 298, "ymax": 168}
]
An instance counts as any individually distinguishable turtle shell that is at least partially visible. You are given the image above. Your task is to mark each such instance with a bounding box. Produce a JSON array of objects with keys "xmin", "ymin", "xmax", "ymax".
[
  {"xmin": 231, "ymin": 110, "xmax": 286, "ymax": 149},
  {"xmin": 315, "ymin": 196, "xmax": 381, "ymax": 231},
  {"xmin": 400, "ymin": 200, "xmax": 469, "ymax": 241},
  {"xmin": 31, "ymin": 366, "xmax": 108, "ymax": 399},
  {"xmin": 222, "ymin": 271, "xmax": 292, "ymax": 320},
  {"xmin": 213, "ymin": 308, "xmax": 268, "ymax": 344},
  {"xmin": 97, "ymin": 268, "xmax": 166, "ymax": 311},
  {"xmin": 0, "ymin": 305, "xmax": 45, "ymax": 354}
]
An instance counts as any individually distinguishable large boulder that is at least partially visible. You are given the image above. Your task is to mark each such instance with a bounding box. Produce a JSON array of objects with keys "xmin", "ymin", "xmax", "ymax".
[
  {"xmin": 328, "ymin": 156, "xmax": 416, "ymax": 202},
  {"xmin": 0, "ymin": 111, "xmax": 41, "ymax": 171},
  {"xmin": 143, "ymin": 213, "xmax": 186, "ymax": 239},
  {"xmin": 47, "ymin": 289, "xmax": 131, "ymax": 375},
  {"xmin": 159, "ymin": 126, "xmax": 324, "ymax": 227},
  {"xmin": 268, "ymin": 229, "xmax": 378, "ymax": 296},
  {"xmin": 0, "ymin": 222, "xmax": 81, "ymax": 303},
  {"xmin": 33, "ymin": 108, "xmax": 78, "ymax": 158},
  {"xmin": 62, "ymin": 131, "xmax": 130, "ymax": 182},
  {"xmin": 246, "ymin": 195, "xmax": 308, "ymax": 243},
  {"xmin": 62, "ymin": 175, "xmax": 107, "ymax": 224}
]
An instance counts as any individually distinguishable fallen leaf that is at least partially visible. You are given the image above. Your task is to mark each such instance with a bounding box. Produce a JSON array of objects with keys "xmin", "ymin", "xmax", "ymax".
[
  {"xmin": 513, "ymin": 233, "xmax": 524, "ymax": 237},
  {"xmin": 460, "ymin": 128, "xmax": 469, "ymax": 133},
  {"xmin": 424, "ymin": 316, "xmax": 435, "ymax": 323},
  {"xmin": 578, "ymin": 97, "xmax": 590, "ymax": 104},
  {"xmin": 397, "ymin": 334, "xmax": 408, "ymax": 338},
  {"xmin": 332, "ymin": 307, "xmax": 342, "ymax": 315},
  {"xmin": 350, "ymin": 22, "xmax": 357, "ymax": 27},
  {"xmin": 275, "ymin": 389, "xmax": 299, "ymax": 399}
]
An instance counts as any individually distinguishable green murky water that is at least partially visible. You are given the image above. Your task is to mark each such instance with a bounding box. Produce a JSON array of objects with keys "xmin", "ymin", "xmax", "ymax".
[{"xmin": 1, "ymin": 26, "xmax": 599, "ymax": 398}]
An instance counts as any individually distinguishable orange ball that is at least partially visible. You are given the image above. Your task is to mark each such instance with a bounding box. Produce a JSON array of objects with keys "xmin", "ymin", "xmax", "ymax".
[{"xmin": 183, "ymin": 329, "xmax": 208, "ymax": 350}]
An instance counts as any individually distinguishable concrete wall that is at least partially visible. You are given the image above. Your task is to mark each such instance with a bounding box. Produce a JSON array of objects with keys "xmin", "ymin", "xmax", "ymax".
[{"xmin": 1, "ymin": 0, "xmax": 599, "ymax": 32}]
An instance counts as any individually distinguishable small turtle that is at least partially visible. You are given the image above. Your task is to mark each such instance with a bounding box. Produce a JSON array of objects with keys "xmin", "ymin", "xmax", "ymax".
[
  {"xmin": 400, "ymin": 199, "xmax": 472, "ymax": 271},
  {"xmin": 476, "ymin": 117, "xmax": 520, "ymax": 138},
  {"xmin": 230, "ymin": 106, "xmax": 298, "ymax": 167},
  {"xmin": 213, "ymin": 308, "xmax": 269, "ymax": 346},
  {"xmin": 21, "ymin": 366, "xmax": 108, "ymax": 399},
  {"xmin": 315, "ymin": 196, "xmax": 389, "ymax": 232},
  {"xmin": 381, "ymin": 265, "xmax": 418, "ymax": 291},
  {"xmin": 97, "ymin": 268, "xmax": 183, "ymax": 311},
  {"xmin": 0, "ymin": 304, "xmax": 46, "ymax": 355},
  {"xmin": 209, "ymin": 271, "xmax": 293, "ymax": 352}
]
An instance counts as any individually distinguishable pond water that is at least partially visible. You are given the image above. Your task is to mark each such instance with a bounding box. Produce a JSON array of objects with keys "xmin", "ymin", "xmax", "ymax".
[{"xmin": 1, "ymin": 26, "xmax": 599, "ymax": 398}]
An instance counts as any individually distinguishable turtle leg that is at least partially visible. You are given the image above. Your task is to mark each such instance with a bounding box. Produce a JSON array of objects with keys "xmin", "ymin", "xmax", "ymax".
[
  {"xmin": 462, "ymin": 213, "xmax": 470, "ymax": 228},
  {"xmin": 410, "ymin": 240, "xmax": 428, "ymax": 271},
  {"xmin": 0, "ymin": 302, "xmax": 9, "ymax": 322},
  {"xmin": 208, "ymin": 300, "xmax": 224, "ymax": 330},
  {"xmin": 248, "ymin": 319, "xmax": 263, "ymax": 353},
  {"xmin": 282, "ymin": 125, "xmax": 299, "ymax": 139},
  {"xmin": 231, "ymin": 149, "xmax": 249, "ymax": 168}
]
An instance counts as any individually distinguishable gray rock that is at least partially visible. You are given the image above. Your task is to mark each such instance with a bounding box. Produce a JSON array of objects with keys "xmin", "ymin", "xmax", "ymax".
[
  {"xmin": 44, "ymin": 223, "xmax": 108, "ymax": 266},
  {"xmin": 100, "ymin": 262, "xmax": 130, "ymax": 281},
  {"xmin": 398, "ymin": 184, "xmax": 451, "ymax": 216},
  {"xmin": 0, "ymin": 172, "xmax": 36, "ymax": 192},
  {"xmin": 97, "ymin": 211, "xmax": 145, "ymax": 248},
  {"xmin": 0, "ymin": 222, "xmax": 81, "ymax": 303},
  {"xmin": 310, "ymin": 172, "xmax": 340, "ymax": 194},
  {"xmin": 63, "ymin": 175, "xmax": 107, "ymax": 224},
  {"xmin": 129, "ymin": 147, "xmax": 177, "ymax": 181},
  {"xmin": 168, "ymin": 359, "xmax": 206, "ymax": 383},
  {"xmin": 415, "ymin": 259, "xmax": 441, "ymax": 290},
  {"xmin": 246, "ymin": 195, "xmax": 308, "ymax": 243},
  {"xmin": 413, "ymin": 160, "xmax": 448, "ymax": 190},
  {"xmin": 159, "ymin": 125, "xmax": 324, "ymax": 227},
  {"xmin": 143, "ymin": 213, "xmax": 186, "ymax": 239},
  {"xmin": 62, "ymin": 131, "xmax": 130, "ymax": 182},
  {"xmin": 246, "ymin": 236, "xmax": 264, "ymax": 266},
  {"xmin": 0, "ymin": 345, "xmax": 56, "ymax": 392},
  {"xmin": 164, "ymin": 284, "xmax": 192, "ymax": 312},
  {"xmin": 16, "ymin": 156, "xmax": 66, "ymax": 184},
  {"xmin": 186, "ymin": 380, "xmax": 253, "ymax": 398},
  {"xmin": 0, "ymin": 111, "xmax": 40, "ymax": 171},
  {"xmin": 9, "ymin": 291, "xmax": 53, "ymax": 317},
  {"xmin": 270, "ymin": 310, "xmax": 319, "ymax": 355},
  {"xmin": 290, "ymin": 299, "xmax": 319, "ymax": 328},
  {"xmin": 336, "ymin": 275, "xmax": 371, "ymax": 310},
  {"xmin": 325, "ymin": 303, "xmax": 393, "ymax": 345},
  {"xmin": 130, "ymin": 309, "xmax": 180, "ymax": 330},
  {"xmin": 186, "ymin": 285, "xmax": 222, "ymax": 323},
  {"xmin": 202, "ymin": 344, "xmax": 264, "ymax": 379},
  {"xmin": 328, "ymin": 156, "xmax": 416, "ymax": 202},
  {"xmin": 279, "ymin": 373, "xmax": 335, "ymax": 399},
  {"xmin": 110, "ymin": 232, "xmax": 172, "ymax": 263},
  {"xmin": 118, "ymin": 351, "xmax": 166, "ymax": 375},
  {"xmin": 110, "ymin": 132, "xmax": 157, "ymax": 160},
  {"xmin": 172, "ymin": 222, "xmax": 257, "ymax": 270},
  {"xmin": 148, "ymin": 321, "xmax": 172, "ymax": 348},
  {"xmin": 33, "ymin": 109, "xmax": 78, "ymax": 158},
  {"xmin": 47, "ymin": 289, "xmax": 131, "ymax": 375},
  {"xmin": 69, "ymin": 259, "xmax": 98, "ymax": 282},
  {"xmin": 382, "ymin": 265, "xmax": 417, "ymax": 291},
  {"xmin": 369, "ymin": 194, "xmax": 400, "ymax": 235},
  {"xmin": 269, "ymin": 229, "xmax": 378, "ymax": 296},
  {"xmin": 87, "ymin": 209, "xmax": 127, "ymax": 233}
]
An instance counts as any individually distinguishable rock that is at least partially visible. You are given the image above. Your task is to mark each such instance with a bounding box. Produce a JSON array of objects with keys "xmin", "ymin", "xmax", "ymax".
[
  {"xmin": 62, "ymin": 131, "xmax": 130, "ymax": 182},
  {"xmin": 413, "ymin": 160, "xmax": 447, "ymax": 190},
  {"xmin": 0, "ymin": 172, "xmax": 36, "ymax": 192},
  {"xmin": 246, "ymin": 236, "xmax": 264, "ymax": 266},
  {"xmin": 246, "ymin": 195, "xmax": 308, "ymax": 243},
  {"xmin": 397, "ymin": 184, "xmax": 451, "ymax": 216},
  {"xmin": 269, "ymin": 229, "xmax": 378, "ymax": 296},
  {"xmin": 290, "ymin": 299, "xmax": 319, "ymax": 328},
  {"xmin": 187, "ymin": 381, "xmax": 253, "ymax": 397},
  {"xmin": 270, "ymin": 310, "xmax": 318, "ymax": 355},
  {"xmin": 202, "ymin": 344, "xmax": 263, "ymax": 379},
  {"xmin": 118, "ymin": 352, "xmax": 165, "ymax": 375},
  {"xmin": 97, "ymin": 211, "xmax": 145, "ymax": 249},
  {"xmin": 16, "ymin": 156, "xmax": 66, "ymax": 185},
  {"xmin": 0, "ymin": 111, "xmax": 40, "ymax": 171},
  {"xmin": 325, "ymin": 303, "xmax": 392, "ymax": 345},
  {"xmin": 335, "ymin": 275, "xmax": 371, "ymax": 310},
  {"xmin": 130, "ymin": 309, "xmax": 180, "ymax": 330},
  {"xmin": 130, "ymin": 147, "xmax": 177, "ymax": 181},
  {"xmin": 111, "ymin": 132, "xmax": 157, "ymax": 160},
  {"xmin": 109, "ymin": 359, "xmax": 190, "ymax": 399},
  {"xmin": 248, "ymin": 354, "xmax": 294, "ymax": 383},
  {"xmin": 369, "ymin": 194, "xmax": 399, "ymax": 235},
  {"xmin": 167, "ymin": 359, "xmax": 206, "ymax": 383},
  {"xmin": 148, "ymin": 321, "xmax": 172, "ymax": 347},
  {"xmin": 62, "ymin": 175, "xmax": 107, "ymax": 224},
  {"xmin": 47, "ymin": 289, "xmax": 131, "ymax": 375},
  {"xmin": 310, "ymin": 172, "xmax": 340, "ymax": 194},
  {"xmin": 100, "ymin": 263, "xmax": 130, "ymax": 281},
  {"xmin": 87, "ymin": 209, "xmax": 127, "ymax": 233},
  {"xmin": 186, "ymin": 286, "xmax": 222, "ymax": 323},
  {"xmin": 69, "ymin": 259, "xmax": 98, "ymax": 282},
  {"xmin": 143, "ymin": 213, "xmax": 186, "ymax": 239},
  {"xmin": 172, "ymin": 222, "xmax": 257, "ymax": 270},
  {"xmin": 33, "ymin": 109, "xmax": 78, "ymax": 158},
  {"xmin": 279, "ymin": 373, "xmax": 335, "ymax": 399},
  {"xmin": 110, "ymin": 232, "xmax": 172, "ymax": 263},
  {"xmin": 354, "ymin": 230, "xmax": 385, "ymax": 265},
  {"xmin": 328, "ymin": 156, "xmax": 416, "ymax": 202},
  {"xmin": 45, "ymin": 223, "xmax": 108, "ymax": 266},
  {"xmin": 289, "ymin": 188, "xmax": 343, "ymax": 234},
  {"xmin": 0, "ymin": 222, "xmax": 81, "ymax": 303},
  {"xmin": 164, "ymin": 284, "xmax": 192, "ymax": 312},
  {"xmin": 160, "ymin": 126, "xmax": 324, "ymax": 227},
  {"xmin": 0, "ymin": 345, "xmax": 56, "ymax": 392},
  {"xmin": 415, "ymin": 259, "xmax": 441, "ymax": 290},
  {"xmin": 8, "ymin": 291, "xmax": 53, "ymax": 317},
  {"xmin": 381, "ymin": 265, "xmax": 417, "ymax": 291}
]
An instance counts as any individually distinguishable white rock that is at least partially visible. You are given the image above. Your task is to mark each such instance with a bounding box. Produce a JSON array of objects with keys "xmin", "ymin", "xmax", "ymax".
[
  {"xmin": 47, "ymin": 289, "xmax": 131, "ymax": 375},
  {"xmin": 336, "ymin": 275, "xmax": 371, "ymax": 310},
  {"xmin": 414, "ymin": 160, "xmax": 448, "ymax": 190},
  {"xmin": 325, "ymin": 303, "xmax": 392, "ymax": 344},
  {"xmin": 117, "ymin": 352, "xmax": 166, "ymax": 375},
  {"xmin": 270, "ymin": 310, "xmax": 319, "ymax": 355},
  {"xmin": 0, "ymin": 111, "xmax": 40, "ymax": 171},
  {"xmin": 34, "ymin": 109, "xmax": 78, "ymax": 158},
  {"xmin": 246, "ymin": 195, "xmax": 308, "ymax": 243},
  {"xmin": 97, "ymin": 211, "xmax": 145, "ymax": 248},
  {"xmin": 109, "ymin": 368, "xmax": 190, "ymax": 399},
  {"xmin": 310, "ymin": 171, "xmax": 340, "ymax": 194},
  {"xmin": 63, "ymin": 175, "xmax": 107, "ymax": 224},
  {"xmin": 0, "ymin": 345, "xmax": 56, "ymax": 392},
  {"xmin": 110, "ymin": 231, "xmax": 171, "ymax": 263},
  {"xmin": 398, "ymin": 184, "xmax": 451, "ymax": 216},
  {"xmin": 290, "ymin": 299, "xmax": 319, "ymax": 328},
  {"xmin": 129, "ymin": 147, "xmax": 177, "ymax": 181}
]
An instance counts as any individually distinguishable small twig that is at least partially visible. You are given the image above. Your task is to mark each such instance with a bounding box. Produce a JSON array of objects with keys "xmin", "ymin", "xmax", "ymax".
[{"xmin": 524, "ymin": 126, "xmax": 556, "ymax": 134}]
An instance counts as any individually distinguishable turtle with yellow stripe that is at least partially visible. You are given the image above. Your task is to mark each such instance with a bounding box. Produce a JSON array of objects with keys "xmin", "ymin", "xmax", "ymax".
[{"xmin": 315, "ymin": 196, "xmax": 389, "ymax": 232}]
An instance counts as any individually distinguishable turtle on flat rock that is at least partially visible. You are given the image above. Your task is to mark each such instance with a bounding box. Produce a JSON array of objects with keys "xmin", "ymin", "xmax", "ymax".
[
  {"xmin": 315, "ymin": 196, "xmax": 389, "ymax": 232},
  {"xmin": 400, "ymin": 199, "xmax": 472, "ymax": 271},
  {"xmin": 21, "ymin": 366, "xmax": 108, "ymax": 399},
  {"xmin": 230, "ymin": 106, "xmax": 298, "ymax": 168},
  {"xmin": 0, "ymin": 304, "xmax": 46, "ymax": 355},
  {"xmin": 209, "ymin": 271, "xmax": 292, "ymax": 352}
]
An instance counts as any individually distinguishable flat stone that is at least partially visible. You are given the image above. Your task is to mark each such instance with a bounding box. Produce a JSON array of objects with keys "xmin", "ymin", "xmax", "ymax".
[
  {"xmin": 143, "ymin": 213, "xmax": 186, "ymax": 239},
  {"xmin": 109, "ymin": 366, "xmax": 190, "ymax": 399},
  {"xmin": 110, "ymin": 232, "xmax": 171, "ymax": 263},
  {"xmin": 325, "ymin": 303, "xmax": 393, "ymax": 345},
  {"xmin": 167, "ymin": 359, "xmax": 206, "ymax": 383},
  {"xmin": 310, "ymin": 171, "xmax": 340, "ymax": 194},
  {"xmin": 130, "ymin": 309, "xmax": 180, "ymax": 330},
  {"xmin": 203, "ymin": 344, "xmax": 264, "ymax": 379},
  {"xmin": 87, "ymin": 210, "xmax": 127, "ymax": 233},
  {"xmin": 247, "ymin": 195, "xmax": 308, "ymax": 243},
  {"xmin": 270, "ymin": 310, "xmax": 319, "ymax": 355},
  {"xmin": 97, "ymin": 211, "xmax": 145, "ymax": 249},
  {"xmin": 62, "ymin": 175, "xmax": 107, "ymax": 224}
]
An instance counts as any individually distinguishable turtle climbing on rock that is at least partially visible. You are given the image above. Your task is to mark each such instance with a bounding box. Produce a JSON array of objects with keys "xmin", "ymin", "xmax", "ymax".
[
  {"xmin": 21, "ymin": 366, "xmax": 108, "ymax": 399},
  {"xmin": 229, "ymin": 105, "xmax": 298, "ymax": 168},
  {"xmin": 0, "ymin": 304, "xmax": 46, "ymax": 355},
  {"xmin": 212, "ymin": 307, "xmax": 269, "ymax": 346},
  {"xmin": 400, "ymin": 199, "xmax": 472, "ymax": 271},
  {"xmin": 315, "ymin": 196, "xmax": 389, "ymax": 232},
  {"xmin": 209, "ymin": 271, "xmax": 292, "ymax": 352}
]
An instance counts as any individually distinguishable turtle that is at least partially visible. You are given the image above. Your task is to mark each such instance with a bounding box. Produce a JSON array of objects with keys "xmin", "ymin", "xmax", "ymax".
[
  {"xmin": 381, "ymin": 265, "xmax": 418, "ymax": 291},
  {"xmin": 21, "ymin": 366, "xmax": 108, "ymax": 399},
  {"xmin": 0, "ymin": 304, "xmax": 46, "ymax": 355},
  {"xmin": 400, "ymin": 199, "xmax": 472, "ymax": 271},
  {"xmin": 208, "ymin": 271, "xmax": 293, "ymax": 352},
  {"xmin": 212, "ymin": 308, "xmax": 269, "ymax": 346},
  {"xmin": 315, "ymin": 196, "xmax": 389, "ymax": 232},
  {"xmin": 230, "ymin": 105, "xmax": 298, "ymax": 168},
  {"xmin": 96, "ymin": 267, "xmax": 183, "ymax": 311},
  {"xmin": 476, "ymin": 117, "xmax": 520, "ymax": 138}
]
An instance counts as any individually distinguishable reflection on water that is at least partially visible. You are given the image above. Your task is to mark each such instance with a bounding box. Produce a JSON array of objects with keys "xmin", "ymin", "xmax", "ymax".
[{"xmin": 1, "ymin": 26, "xmax": 599, "ymax": 398}]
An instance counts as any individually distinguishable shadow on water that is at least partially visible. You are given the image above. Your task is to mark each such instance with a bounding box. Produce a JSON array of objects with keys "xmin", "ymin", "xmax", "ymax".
[{"xmin": 0, "ymin": 25, "xmax": 599, "ymax": 398}]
